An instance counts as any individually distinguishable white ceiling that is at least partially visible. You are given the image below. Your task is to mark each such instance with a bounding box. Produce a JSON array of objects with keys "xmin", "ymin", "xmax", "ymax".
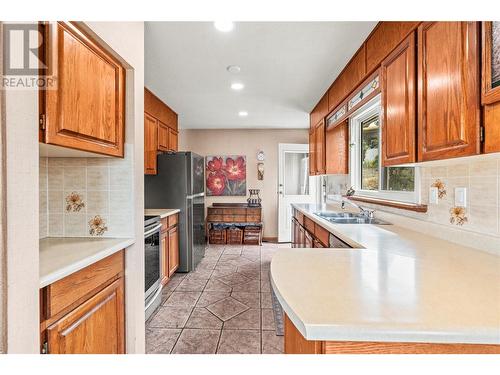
[{"xmin": 145, "ymin": 22, "xmax": 377, "ymax": 129}]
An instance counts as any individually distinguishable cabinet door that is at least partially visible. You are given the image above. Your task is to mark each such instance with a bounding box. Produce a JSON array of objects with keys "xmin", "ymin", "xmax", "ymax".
[
  {"xmin": 161, "ymin": 231, "xmax": 169, "ymax": 284},
  {"xmin": 309, "ymin": 129, "xmax": 317, "ymax": 176},
  {"xmin": 325, "ymin": 120, "xmax": 349, "ymax": 174},
  {"xmin": 157, "ymin": 122, "xmax": 170, "ymax": 152},
  {"xmin": 46, "ymin": 278, "xmax": 125, "ymax": 354},
  {"xmin": 298, "ymin": 226, "xmax": 305, "ymax": 248},
  {"xmin": 381, "ymin": 32, "xmax": 417, "ymax": 166},
  {"xmin": 168, "ymin": 129, "xmax": 178, "ymax": 152},
  {"xmin": 168, "ymin": 226, "xmax": 179, "ymax": 277},
  {"xmin": 41, "ymin": 22, "xmax": 125, "ymax": 157},
  {"xmin": 482, "ymin": 22, "xmax": 500, "ymax": 153},
  {"xmin": 315, "ymin": 120, "xmax": 326, "ymax": 175},
  {"xmin": 144, "ymin": 113, "xmax": 158, "ymax": 174},
  {"xmin": 417, "ymin": 22, "xmax": 480, "ymax": 161}
]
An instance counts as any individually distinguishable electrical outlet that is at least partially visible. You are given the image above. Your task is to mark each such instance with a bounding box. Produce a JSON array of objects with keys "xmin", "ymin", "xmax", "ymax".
[
  {"xmin": 455, "ymin": 187, "xmax": 467, "ymax": 207},
  {"xmin": 429, "ymin": 187, "xmax": 439, "ymax": 204}
]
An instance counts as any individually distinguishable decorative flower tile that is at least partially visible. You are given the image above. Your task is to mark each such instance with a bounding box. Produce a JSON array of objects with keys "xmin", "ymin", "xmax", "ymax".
[
  {"xmin": 449, "ymin": 206, "xmax": 468, "ymax": 226},
  {"xmin": 88, "ymin": 215, "xmax": 108, "ymax": 236},
  {"xmin": 65, "ymin": 191, "xmax": 85, "ymax": 212},
  {"xmin": 431, "ymin": 179, "xmax": 447, "ymax": 199}
]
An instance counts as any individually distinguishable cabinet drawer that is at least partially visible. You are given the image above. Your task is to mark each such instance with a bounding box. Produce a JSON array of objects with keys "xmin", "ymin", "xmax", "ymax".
[
  {"xmin": 303, "ymin": 216, "xmax": 315, "ymax": 233},
  {"xmin": 208, "ymin": 208, "xmax": 223, "ymax": 215},
  {"xmin": 207, "ymin": 214, "xmax": 223, "ymax": 222},
  {"xmin": 314, "ymin": 224, "xmax": 329, "ymax": 247},
  {"xmin": 45, "ymin": 251, "xmax": 124, "ymax": 318},
  {"xmin": 246, "ymin": 215, "xmax": 261, "ymax": 222}
]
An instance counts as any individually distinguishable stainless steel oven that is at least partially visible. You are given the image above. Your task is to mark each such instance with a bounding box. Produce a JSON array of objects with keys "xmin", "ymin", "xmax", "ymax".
[{"xmin": 144, "ymin": 215, "xmax": 162, "ymax": 320}]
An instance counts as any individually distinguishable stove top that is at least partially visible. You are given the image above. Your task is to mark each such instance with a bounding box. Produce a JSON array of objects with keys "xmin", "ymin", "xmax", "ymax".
[{"xmin": 144, "ymin": 215, "xmax": 160, "ymax": 227}]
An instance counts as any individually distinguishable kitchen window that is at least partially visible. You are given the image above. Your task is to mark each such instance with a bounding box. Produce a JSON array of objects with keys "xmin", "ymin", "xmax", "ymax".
[{"xmin": 349, "ymin": 96, "xmax": 420, "ymax": 204}]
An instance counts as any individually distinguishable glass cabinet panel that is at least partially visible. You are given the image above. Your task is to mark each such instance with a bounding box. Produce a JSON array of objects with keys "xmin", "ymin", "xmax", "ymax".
[{"xmin": 491, "ymin": 21, "xmax": 500, "ymax": 89}]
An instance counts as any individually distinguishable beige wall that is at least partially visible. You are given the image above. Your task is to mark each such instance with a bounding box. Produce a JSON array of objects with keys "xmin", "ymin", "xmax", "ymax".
[{"xmin": 180, "ymin": 129, "xmax": 308, "ymax": 238}]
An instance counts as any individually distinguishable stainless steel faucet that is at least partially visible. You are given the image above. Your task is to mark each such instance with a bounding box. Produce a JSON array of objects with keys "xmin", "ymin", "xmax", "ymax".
[{"xmin": 341, "ymin": 187, "xmax": 375, "ymax": 219}]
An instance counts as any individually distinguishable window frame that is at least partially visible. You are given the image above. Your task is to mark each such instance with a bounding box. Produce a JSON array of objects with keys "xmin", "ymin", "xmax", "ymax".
[{"xmin": 349, "ymin": 95, "xmax": 421, "ymax": 204}]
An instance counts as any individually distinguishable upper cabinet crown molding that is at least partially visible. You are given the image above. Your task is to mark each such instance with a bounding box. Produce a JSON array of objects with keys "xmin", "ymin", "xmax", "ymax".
[
  {"xmin": 144, "ymin": 88, "xmax": 178, "ymax": 131},
  {"xmin": 417, "ymin": 21, "xmax": 480, "ymax": 162},
  {"xmin": 39, "ymin": 21, "xmax": 126, "ymax": 157},
  {"xmin": 365, "ymin": 22, "xmax": 421, "ymax": 74}
]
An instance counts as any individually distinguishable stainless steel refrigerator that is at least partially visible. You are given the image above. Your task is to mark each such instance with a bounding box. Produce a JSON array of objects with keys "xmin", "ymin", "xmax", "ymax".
[{"xmin": 145, "ymin": 152, "xmax": 206, "ymax": 272}]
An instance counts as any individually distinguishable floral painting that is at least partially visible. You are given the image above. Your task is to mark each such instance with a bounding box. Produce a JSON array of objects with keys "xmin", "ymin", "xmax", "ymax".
[{"xmin": 206, "ymin": 155, "xmax": 246, "ymax": 196}]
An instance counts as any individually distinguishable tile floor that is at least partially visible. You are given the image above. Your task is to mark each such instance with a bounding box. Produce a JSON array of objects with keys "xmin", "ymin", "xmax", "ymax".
[{"xmin": 146, "ymin": 242, "xmax": 290, "ymax": 354}]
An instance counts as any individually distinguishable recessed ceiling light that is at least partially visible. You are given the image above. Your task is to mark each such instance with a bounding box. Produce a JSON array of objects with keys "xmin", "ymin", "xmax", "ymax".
[
  {"xmin": 226, "ymin": 65, "xmax": 241, "ymax": 74},
  {"xmin": 231, "ymin": 82, "xmax": 244, "ymax": 91},
  {"xmin": 214, "ymin": 21, "xmax": 234, "ymax": 32},
  {"xmin": 238, "ymin": 111, "xmax": 248, "ymax": 117}
]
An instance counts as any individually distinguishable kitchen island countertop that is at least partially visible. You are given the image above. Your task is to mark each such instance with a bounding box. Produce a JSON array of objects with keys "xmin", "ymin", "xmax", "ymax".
[{"xmin": 270, "ymin": 203, "xmax": 500, "ymax": 345}]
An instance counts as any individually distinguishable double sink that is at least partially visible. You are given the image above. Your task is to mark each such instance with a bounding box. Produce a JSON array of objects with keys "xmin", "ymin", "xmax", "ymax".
[{"xmin": 314, "ymin": 211, "xmax": 391, "ymax": 225}]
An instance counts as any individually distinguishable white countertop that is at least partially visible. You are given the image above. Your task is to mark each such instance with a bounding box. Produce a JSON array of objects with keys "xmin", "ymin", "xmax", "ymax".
[
  {"xmin": 270, "ymin": 203, "xmax": 500, "ymax": 344},
  {"xmin": 40, "ymin": 237, "xmax": 135, "ymax": 288},
  {"xmin": 144, "ymin": 208, "xmax": 180, "ymax": 219}
]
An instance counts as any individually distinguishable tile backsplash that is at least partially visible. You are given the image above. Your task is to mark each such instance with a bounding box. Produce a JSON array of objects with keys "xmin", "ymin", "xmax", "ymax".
[
  {"xmin": 39, "ymin": 146, "xmax": 134, "ymax": 239},
  {"xmin": 324, "ymin": 154, "xmax": 500, "ymax": 238}
]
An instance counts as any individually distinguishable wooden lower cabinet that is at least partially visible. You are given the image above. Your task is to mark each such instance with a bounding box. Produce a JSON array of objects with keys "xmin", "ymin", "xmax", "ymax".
[
  {"xmin": 168, "ymin": 226, "xmax": 179, "ymax": 277},
  {"xmin": 292, "ymin": 211, "xmax": 352, "ymax": 249},
  {"xmin": 41, "ymin": 251, "xmax": 125, "ymax": 354},
  {"xmin": 284, "ymin": 314, "xmax": 500, "ymax": 354},
  {"xmin": 47, "ymin": 278, "xmax": 125, "ymax": 354},
  {"xmin": 161, "ymin": 213, "xmax": 180, "ymax": 283}
]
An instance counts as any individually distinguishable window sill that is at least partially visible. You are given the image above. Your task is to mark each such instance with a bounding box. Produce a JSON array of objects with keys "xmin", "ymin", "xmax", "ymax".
[{"xmin": 347, "ymin": 195, "xmax": 428, "ymax": 213}]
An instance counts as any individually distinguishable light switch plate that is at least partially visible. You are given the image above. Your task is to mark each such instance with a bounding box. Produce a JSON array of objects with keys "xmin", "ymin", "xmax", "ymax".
[
  {"xmin": 429, "ymin": 187, "xmax": 439, "ymax": 204},
  {"xmin": 455, "ymin": 187, "xmax": 467, "ymax": 207}
]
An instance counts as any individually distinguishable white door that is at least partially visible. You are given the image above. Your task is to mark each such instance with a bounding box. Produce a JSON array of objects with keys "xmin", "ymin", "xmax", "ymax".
[{"xmin": 278, "ymin": 143, "xmax": 317, "ymax": 242}]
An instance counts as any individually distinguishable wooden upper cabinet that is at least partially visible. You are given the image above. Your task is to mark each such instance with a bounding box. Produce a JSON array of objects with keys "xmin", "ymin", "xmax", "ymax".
[
  {"xmin": 309, "ymin": 128, "xmax": 317, "ymax": 176},
  {"xmin": 169, "ymin": 129, "xmax": 178, "ymax": 152},
  {"xmin": 481, "ymin": 21, "xmax": 500, "ymax": 153},
  {"xmin": 381, "ymin": 32, "xmax": 417, "ymax": 166},
  {"xmin": 144, "ymin": 88, "xmax": 178, "ymax": 130},
  {"xmin": 157, "ymin": 122, "xmax": 169, "ymax": 152},
  {"xmin": 328, "ymin": 45, "xmax": 366, "ymax": 112},
  {"xmin": 325, "ymin": 120, "xmax": 349, "ymax": 174},
  {"xmin": 366, "ymin": 22, "xmax": 420, "ymax": 74},
  {"xmin": 47, "ymin": 278, "xmax": 125, "ymax": 354},
  {"xmin": 144, "ymin": 87, "xmax": 179, "ymax": 174},
  {"xmin": 40, "ymin": 22, "xmax": 126, "ymax": 157},
  {"xmin": 310, "ymin": 94, "xmax": 328, "ymax": 126},
  {"xmin": 315, "ymin": 120, "xmax": 326, "ymax": 174},
  {"xmin": 417, "ymin": 22, "xmax": 480, "ymax": 162},
  {"xmin": 144, "ymin": 113, "xmax": 158, "ymax": 175}
]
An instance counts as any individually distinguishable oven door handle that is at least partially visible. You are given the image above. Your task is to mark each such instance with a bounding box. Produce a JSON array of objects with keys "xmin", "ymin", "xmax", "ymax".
[{"xmin": 144, "ymin": 223, "xmax": 162, "ymax": 238}]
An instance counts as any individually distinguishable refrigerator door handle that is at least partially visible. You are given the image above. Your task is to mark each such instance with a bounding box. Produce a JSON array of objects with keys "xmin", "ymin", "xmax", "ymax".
[{"xmin": 187, "ymin": 192, "xmax": 205, "ymax": 199}]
